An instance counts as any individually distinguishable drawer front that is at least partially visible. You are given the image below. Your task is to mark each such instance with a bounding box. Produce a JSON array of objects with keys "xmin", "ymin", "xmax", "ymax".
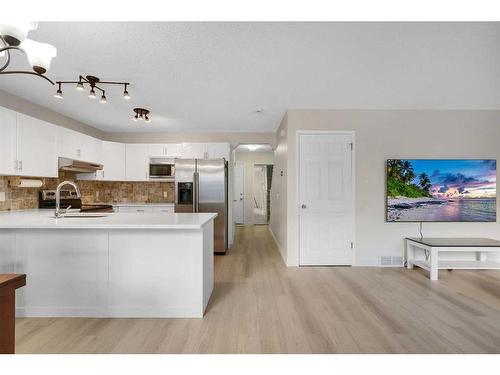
[{"xmin": 151, "ymin": 206, "xmax": 174, "ymax": 213}]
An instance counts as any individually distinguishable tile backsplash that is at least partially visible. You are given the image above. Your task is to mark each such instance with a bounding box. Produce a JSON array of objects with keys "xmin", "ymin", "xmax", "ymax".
[{"xmin": 0, "ymin": 172, "xmax": 174, "ymax": 211}]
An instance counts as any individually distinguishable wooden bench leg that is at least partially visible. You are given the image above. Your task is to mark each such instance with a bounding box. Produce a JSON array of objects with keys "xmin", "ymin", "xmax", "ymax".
[{"xmin": 0, "ymin": 290, "xmax": 15, "ymax": 354}]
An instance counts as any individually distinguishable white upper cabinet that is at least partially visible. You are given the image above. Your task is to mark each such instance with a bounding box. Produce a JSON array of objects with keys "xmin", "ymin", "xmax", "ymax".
[
  {"xmin": 0, "ymin": 107, "xmax": 18, "ymax": 175},
  {"xmin": 206, "ymin": 143, "xmax": 230, "ymax": 159},
  {"xmin": 56, "ymin": 127, "xmax": 79, "ymax": 159},
  {"xmin": 181, "ymin": 143, "xmax": 208, "ymax": 159},
  {"xmin": 57, "ymin": 127, "xmax": 102, "ymax": 164},
  {"xmin": 99, "ymin": 141, "xmax": 126, "ymax": 181},
  {"xmin": 78, "ymin": 133, "xmax": 102, "ymax": 164},
  {"xmin": 126, "ymin": 144, "xmax": 149, "ymax": 181},
  {"xmin": 16, "ymin": 113, "xmax": 58, "ymax": 177},
  {"xmin": 182, "ymin": 143, "xmax": 230, "ymax": 160},
  {"xmin": 148, "ymin": 144, "xmax": 182, "ymax": 158}
]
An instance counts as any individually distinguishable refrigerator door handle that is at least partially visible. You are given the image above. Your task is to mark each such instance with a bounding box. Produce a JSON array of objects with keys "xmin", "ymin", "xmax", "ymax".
[{"xmin": 193, "ymin": 171, "xmax": 199, "ymax": 212}]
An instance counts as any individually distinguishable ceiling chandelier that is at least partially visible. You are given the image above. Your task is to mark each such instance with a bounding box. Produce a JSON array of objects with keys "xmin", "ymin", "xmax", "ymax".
[
  {"xmin": 0, "ymin": 22, "xmax": 57, "ymax": 84},
  {"xmin": 133, "ymin": 108, "xmax": 151, "ymax": 123},
  {"xmin": 55, "ymin": 75, "xmax": 131, "ymax": 104}
]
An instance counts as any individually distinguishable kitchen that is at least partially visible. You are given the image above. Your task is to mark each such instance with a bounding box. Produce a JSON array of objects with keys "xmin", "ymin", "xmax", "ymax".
[{"xmin": 0, "ymin": 100, "xmax": 234, "ymax": 318}]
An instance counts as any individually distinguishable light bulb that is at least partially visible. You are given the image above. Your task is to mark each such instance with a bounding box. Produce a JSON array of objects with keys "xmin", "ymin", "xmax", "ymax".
[
  {"xmin": 0, "ymin": 22, "xmax": 38, "ymax": 46},
  {"xmin": 100, "ymin": 94, "xmax": 107, "ymax": 104},
  {"xmin": 123, "ymin": 90, "xmax": 131, "ymax": 100},
  {"xmin": 75, "ymin": 81, "xmax": 84, "ymax": 91},
  {"xmin": 20, "ymin": 38, "xmax": 57, "ymax": 74},
  {"xmin": 88, "ymin": 88, "xmax": 96, "ymax": 99},
  {"xmin": 54, "ymin": 89, "xmax": 63, "ymax": 99},
  {"xmin": 145, "ymin": 116, "xmax": 151, "ymax": 123},
  {"xmin": 133, "ymin": 115, "xmax": 138, "ymax": 122}
]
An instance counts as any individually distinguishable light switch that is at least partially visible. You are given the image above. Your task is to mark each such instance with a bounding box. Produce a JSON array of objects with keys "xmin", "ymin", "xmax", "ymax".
[{"xmin": 0, "ymin": 192, "xmax": 5, "ymax": 202}]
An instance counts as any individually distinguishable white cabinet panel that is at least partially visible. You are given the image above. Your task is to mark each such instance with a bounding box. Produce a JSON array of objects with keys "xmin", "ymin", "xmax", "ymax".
[
  {"xmin": 148, "ymin": 144, "xmax": 165, "ymax": 157},
  {"xmin": 78, "ymin": 133, "xmax": 102, "ymax": 164},
  {"xmin": 117, "ymin": 206, "xmax": 154, "ymax": 213},
  {"xmin": 16, "ymin": 113, "xmax": 57, "ymax": 177},
  {"xmin": 182, "ymin": 143, "xmax": 207, "ymax": 159},
  {"xmin": 207, "ymin": 143, "xmax": 230, "ymax": 159},
  {"xmin": 151, "ymin": 206, "xmax": 174, "ymax": 213},
  {"xmin": 148, "ymin": 143, "xmax": 182, "ymax": 158},
  {"xmin": 182, "ymin": 143, "xmax": 229, "ymax": 159},
  {"xmin": 100, "ymin": 141, "xmax": 126, "ymax": 181},
  {"xmin": 126, "ymin": 144, "xmax": 149, "ymax": 181},
  {"xmin": 165, "ymin": 144, "xmax": 182, "ymax": 158},
  {"xmin": 56, "ymin": 126, "xmax": 79, "ymax": 159},
  {"xmin": 0, "ymin": 106, "xmax": 18, "ymax": 175}
]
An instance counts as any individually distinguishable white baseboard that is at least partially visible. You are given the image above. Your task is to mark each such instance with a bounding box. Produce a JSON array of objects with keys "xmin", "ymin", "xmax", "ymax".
[{"xmin": 268, "ymin": 227, "xmax": 287, "ymax": 265}]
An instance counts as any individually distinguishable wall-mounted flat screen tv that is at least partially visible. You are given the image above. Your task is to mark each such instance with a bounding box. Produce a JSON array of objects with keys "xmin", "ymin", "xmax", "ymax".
[{"xmin": 386, "ymin": 159, "xmax": 496, "ymax": 222}]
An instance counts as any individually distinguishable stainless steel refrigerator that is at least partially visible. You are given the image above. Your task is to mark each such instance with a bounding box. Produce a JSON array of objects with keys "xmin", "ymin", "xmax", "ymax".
[{"xmin": 174, "ymin": 158, "xmax": 228, "ymax": 254}]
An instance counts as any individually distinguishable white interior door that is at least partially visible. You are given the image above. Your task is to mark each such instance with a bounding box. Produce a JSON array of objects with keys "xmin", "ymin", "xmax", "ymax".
[
  {"xmin": 233, "ymin": 161, "xmax": 244, "ymax": 224},
  {"xmin": 298, "ymin": 133, "xmax": 354, "ymax": 266}
]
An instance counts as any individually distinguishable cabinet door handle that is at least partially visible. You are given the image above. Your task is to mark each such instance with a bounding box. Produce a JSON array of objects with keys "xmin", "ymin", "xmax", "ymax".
[{"xmin": 19, "ymin": 160, "xmax": 22, "ymax": 171}]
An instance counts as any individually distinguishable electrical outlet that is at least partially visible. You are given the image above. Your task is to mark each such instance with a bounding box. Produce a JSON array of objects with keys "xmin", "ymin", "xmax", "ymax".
[
  {"xmin": 163, "ymin": 191, "xmax": 168, "ymax": 198},
  {"xmin": 0, "ymin": 192, "xmax": 5, "ymax": 202}
]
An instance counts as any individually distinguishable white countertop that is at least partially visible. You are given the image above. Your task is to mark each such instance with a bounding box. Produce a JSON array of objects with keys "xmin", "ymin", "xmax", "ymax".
[
  {"xmin": 0, "ymin": 210, "xmax": 217, "ymax": 230},
  {"xmin": 111, "ymin": 203, "xmax": 174, "ymax": 207}
]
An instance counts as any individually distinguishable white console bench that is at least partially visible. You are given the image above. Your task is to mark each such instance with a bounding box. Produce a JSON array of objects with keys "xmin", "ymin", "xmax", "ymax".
[{"xmin": 405, "ymin": 237, "xmax": 500, "ymax": 280}]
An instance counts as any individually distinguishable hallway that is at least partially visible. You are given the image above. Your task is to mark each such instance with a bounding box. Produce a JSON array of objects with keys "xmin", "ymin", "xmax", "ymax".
[{"xmin": 15, "ymin": 225, "xmax": 500, "ymax": 353}]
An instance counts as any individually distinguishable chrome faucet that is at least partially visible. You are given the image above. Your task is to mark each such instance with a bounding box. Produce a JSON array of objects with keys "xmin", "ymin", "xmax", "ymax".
[{"xmin": 55, "ymin": 181, "xmax": 81, "ymax": 218}]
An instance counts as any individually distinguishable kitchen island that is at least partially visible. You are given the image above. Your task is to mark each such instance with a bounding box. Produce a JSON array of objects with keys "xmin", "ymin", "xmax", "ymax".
[{"xmin": 0, "ymin": 210, "xmax": 216, "ymax": 318}]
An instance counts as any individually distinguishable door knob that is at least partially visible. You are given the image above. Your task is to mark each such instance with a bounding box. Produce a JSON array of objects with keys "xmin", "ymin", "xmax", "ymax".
[{"xmin": 301, "ymin": 204, "xmax": 307, "ymax": 209}]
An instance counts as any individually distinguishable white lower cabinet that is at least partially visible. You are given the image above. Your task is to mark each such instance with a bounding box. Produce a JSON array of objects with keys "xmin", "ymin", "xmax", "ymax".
[{"xmin": 115, "ymin": 205, "xmax": 174, "ymax": 213}]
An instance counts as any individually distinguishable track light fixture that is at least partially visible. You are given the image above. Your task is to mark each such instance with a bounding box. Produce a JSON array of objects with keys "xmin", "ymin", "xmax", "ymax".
[
  {"xmin": 56, "ymin": 75, "xmax": 130, "ymax": 104},
  {"xmin": 0, "ymin": 22, "xmax": 57, "ymax": 85},
  {"xmin": 133, "ymin": 108, "xmax": 151, "ymax": 123},
  {"xmin": 54, "ymin": 82, "xmax": 63, "ymax": 99}
]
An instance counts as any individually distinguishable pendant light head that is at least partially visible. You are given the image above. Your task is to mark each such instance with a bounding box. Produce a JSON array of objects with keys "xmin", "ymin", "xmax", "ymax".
[
  {"xmin": 54, "ymin": 83, "xmax": 63, "ymax": 99},
  {"xmin": 0, "ymin": 22, "xmax": 38, "ymax": 46},
  {"xmin": 123, "ymin": 84, "xmax": 131, "ymax": 100},
  {"xmin": 88, "ymin": 87, "xmax": 96, "ymax": 99},
  {"xmin": 75, "ymin": 81, "xmax": 84, "ymax": 91},
  {"xmin": 20, "ymin": 38, "xmax": 57, "ymax": 74},
  {"xmin": 99, "ymin": 93, "xmax": 107, "ymax": 104}
]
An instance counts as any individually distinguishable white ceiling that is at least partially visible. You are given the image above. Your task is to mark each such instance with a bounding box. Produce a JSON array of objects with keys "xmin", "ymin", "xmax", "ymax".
[{"xmin": 1, "ymin": 22, "xmax": 500, "ymax": 133}]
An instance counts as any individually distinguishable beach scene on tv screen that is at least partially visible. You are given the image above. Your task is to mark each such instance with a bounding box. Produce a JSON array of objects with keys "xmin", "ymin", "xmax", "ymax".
[{"xmin": 386, "ymin": 159, "xmax": 496, "ymax": 222}]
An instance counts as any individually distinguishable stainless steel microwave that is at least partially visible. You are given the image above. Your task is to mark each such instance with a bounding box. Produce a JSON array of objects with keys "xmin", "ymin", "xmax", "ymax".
[{"xmin": 149, "ymin": 158, "xmax": 175, "ymax": 179}]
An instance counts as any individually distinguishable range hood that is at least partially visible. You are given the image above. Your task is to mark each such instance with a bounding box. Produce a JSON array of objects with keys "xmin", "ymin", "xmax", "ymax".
[{"xmin": 58, "ymin": 157, "xmax": 103, "ymax": 173}]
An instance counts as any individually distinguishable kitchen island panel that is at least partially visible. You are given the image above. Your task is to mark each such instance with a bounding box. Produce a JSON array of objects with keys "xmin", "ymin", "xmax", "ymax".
[{"xmin": 14, "ymin": 230, "xmax": 108, "ymax": 317}]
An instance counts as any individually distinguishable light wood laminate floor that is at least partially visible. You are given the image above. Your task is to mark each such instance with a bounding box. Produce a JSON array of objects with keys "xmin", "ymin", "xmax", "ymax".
[{"xmin": 15, "ymin": 225, "xmax": 500, "ymax": 353}]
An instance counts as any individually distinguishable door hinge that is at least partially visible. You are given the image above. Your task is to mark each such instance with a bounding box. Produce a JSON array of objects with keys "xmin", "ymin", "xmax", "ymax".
[
  {"xmin": 350, "ymin": 242, "xmax": 354, "ymax": 249},
  {"xmin": 349, "ymin": 143, "xmax": 354, "ymax": 151}
]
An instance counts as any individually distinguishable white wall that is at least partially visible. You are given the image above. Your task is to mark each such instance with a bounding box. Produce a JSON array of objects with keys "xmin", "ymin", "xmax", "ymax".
[
  {"xmin": 269, "ymin": 115, "xmax": 288, "ymax": 263},
  {"xmin": 234, "ymin": 150, "xmax": 274, "ymax": 224},
  {"xmin": 273, "ymin": 109, "xmax": 500, "ymax": 267}
]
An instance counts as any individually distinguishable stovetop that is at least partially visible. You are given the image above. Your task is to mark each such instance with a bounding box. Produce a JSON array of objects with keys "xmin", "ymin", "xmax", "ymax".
[{"xmin": 39, "ymin": 190, "xmax": 113, "ymax": 213}]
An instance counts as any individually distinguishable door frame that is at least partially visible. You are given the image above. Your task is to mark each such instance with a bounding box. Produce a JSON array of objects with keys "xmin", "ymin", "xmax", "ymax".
[
  {"xmin": 233, "ymin": 160, "xmax": 245, "ymax": 225},
  {"xmin": 296, "ymin": 130, "xmax": 356, "ymax": 266}
]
